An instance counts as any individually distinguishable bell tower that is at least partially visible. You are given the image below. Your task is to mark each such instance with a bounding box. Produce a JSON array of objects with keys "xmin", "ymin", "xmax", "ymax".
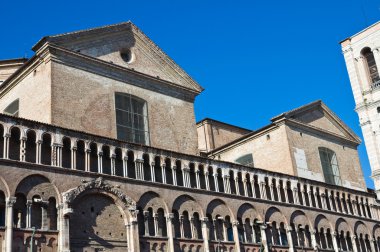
[{"xmin": 341, "ymin": 21, "xmax": 380, "ymax": 197}]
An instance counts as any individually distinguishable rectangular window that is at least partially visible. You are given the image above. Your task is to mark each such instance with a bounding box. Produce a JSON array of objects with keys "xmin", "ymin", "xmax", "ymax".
[{"xmin": 115, "ymin": 93, "xmax": 149, "ymax": 145}]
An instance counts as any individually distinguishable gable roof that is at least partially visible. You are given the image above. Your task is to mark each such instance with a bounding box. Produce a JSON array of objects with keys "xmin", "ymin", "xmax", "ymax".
[
  {"xmin": 271, "ymin": 100, "xmax": 361, "ymax": 143},
  {"xmin": 209, "ymin": 100, "xmax": 361, "ymax": 155},
  {"xmin": 32, "ymin": 21, "xmax": 203, "ymax": 93}
]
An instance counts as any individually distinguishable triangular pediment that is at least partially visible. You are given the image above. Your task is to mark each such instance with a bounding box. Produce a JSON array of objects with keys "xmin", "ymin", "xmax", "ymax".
[
  {"xmin": 272, "ymin": 101, "xmax": 361, "ymax": 143},
  {"xmin": 33, "ymin": 22, "xmax": 203, "ymax": 93}
]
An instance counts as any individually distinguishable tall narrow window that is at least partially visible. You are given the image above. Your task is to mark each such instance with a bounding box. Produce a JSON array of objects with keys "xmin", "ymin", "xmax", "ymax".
[
  {"xmin": 235, "ymin": 154, "xmax": 254, "ymax": 167},
  {"xmin": 362, "ymin": 47, "xmax": 380, "ymax": 84},
  {"xmin": 3, "ymin": 99, "xmax": 19, "ymax": 117},
  {"xmin": 318, "ymin": 147, "xmax": 341, "ymax": 186},
  {"xmin": 115, "ymin": 93, "xmax": 149, "ymax": 145}
]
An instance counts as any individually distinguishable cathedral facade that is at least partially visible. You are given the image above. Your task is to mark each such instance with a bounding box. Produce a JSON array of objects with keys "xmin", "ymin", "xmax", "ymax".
[{"xmin": 0, "ymin": 22, "xmax": 379, "ymax": 252}]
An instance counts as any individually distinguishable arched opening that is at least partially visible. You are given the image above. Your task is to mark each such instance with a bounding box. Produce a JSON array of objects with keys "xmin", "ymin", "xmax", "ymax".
[
  {"xmin": 173, "ymin": 210, "xmax": 181, "ymax": 238},
  {"xmin": 101, "ymin": 145, "xmax": 111, "ymax": 175},
  {"xmin": 127, "ymin": 151, "xmax": 136, "ymax": 179},
  {"xmin": 76, "ymin": 140, "xmax": 85, "ymax": 171},
  {"xmin": 217, "ymin": 168, "xmax": 224, "ymax": 192},
  {"xmin": 137, "ymin": 206, "xmax": 145, "ymax": 236},
  {"xmin": 89, "ymin": 142, "xmax": 98, "ymax": 173},
  {"xmin": 229, "ymin": 170, "xmax": 236, "ymax": 194},
  {"xmin": 41, "ymin": 133, "xmax": 52, "ymax": 165},
  {"xmin": 193, "ymin": 212, "xmax": 202, "ymax": 239},
  {"xmin": 62, "ymin": 137, "xmax": 71, "ymax": 168},
  {"xmin": 154, "ymin": 156, "xmax": 162, "ymax": 183},
  {"xmin": 0, "ymin": 124, "xmax": 4, "ymax": 158},
  {"xmin": 0, "ymin": 191, "xmax": 5, "ymax": 226},
  {"xmin": 165, "ymin": 158, "xmax": 173, "ymax": 185},
  {"xmin": 199, "ymin": 165, "xmax": 206, "ymax": 189},
  {"xmin": 69, "ymin": 193, "xmax": 128, "ymax": 251},
  {"xmin": 115, "ymin": 148, "xmax": 124, "ymax": 177},
  {"xmin": 183, "ymin": 211, "xmax": 192, "ymax": 238},
  {"xmin": 9, "ymin": 127, "xmax": 20, "ymax": 161},
  {"xmin": 208, "ymin": 167, "xmax": 215, "ymax": 191},
  {"xmin": 13, "ymin": 193, "xmax": 26, "ymax": 228},
  {"xmin": 176, "ymin": 160, "xmax": 183, "ymax": 186},
  {"xmin": 245, "ymin": 174, "xmax": 253, "ymax": 197},
  {"xmin": 189, "ymin": 163, "xmax": 197, "ymax": 188},
  {"xmin": 157, "ymin": 208, "xmax": 167, "ymax": 237},
  {"xmin": 142, "ymin": 154, "xmax": 151, "ymax": 181},
  {"xmin": 362, "ymin": 47, "xmax": 380, "ymax": 85},
  {"xmin": 254, "ymin": 175, "xmax": 260, "ymax": 198},
  {"xmin": 237, "ymin": 172, "xmax": 244, "ymax": 196},
  {"xmin": 25, "ymin": 130, "xmax": 37, "ymax": 163},
  {"xmin": 47, "ymin": 197, "xmax": 57, "ymax": 230}
]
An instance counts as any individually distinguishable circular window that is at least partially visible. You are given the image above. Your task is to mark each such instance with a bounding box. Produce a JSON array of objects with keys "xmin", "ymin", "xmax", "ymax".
[{"xmin": 120, "ymin": 49, "xmax": 134, "ymax": 63}]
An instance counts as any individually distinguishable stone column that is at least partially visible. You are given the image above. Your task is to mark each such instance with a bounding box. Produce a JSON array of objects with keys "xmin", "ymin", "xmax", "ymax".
[
  {"xmin": 260, "ymin": 181, "xmax": 266, "ymax": 199},
  {"xmin": 201, "ymin": 217, "xmax": 210, "ymax": 252},
  {"xmin": 214, "ymin": 174, "xmax": 219, "ymax": 192},
  {"xmin": 195, "ymin": 169, "xmax": 201, "ymax": 189},
  {"xmin": 180, "ymin": 215, "xmax": 184, "ymax": 238},
  {"xmin": 143, "ymin": 211, "xmax": 149, "ymax": 236},
  {"xmin": 243, "ymin": 178, "xmax": 248, "ymax": 197},
  {"xmin": 232, "ymin": 221, "xmax": 241, "ymax": 251},
  {"xmin": 223, "ymin": 175, "xmax": 230, "ymax": 194},
  {"xmin": 20, "ymin": 136, "xmax": 26, "ymax": 162},
  {"xmin": 166, "ymin": 213, "xmax": 175, "ymax": 252},
  {"xmin": 293, "ymin": 187, "xmax": 299, "ymax": 205},
  {"xmin": 123, "ymin": 151, "xmax": 128, "ymax": 177},
  {"xmin": 311, "ymin": 230, "xmax": 318, "ymax": 250},
  {"xmin": 26, "ymin": 200, "xmax": 32, "ymax": 228},
  {"xmin": 205, "ymin": 171, "xmax": 210, "ymax": 190},
  {"xmin": 41, "ymin": 201, "xmax": 49, "ymax": 230},
  {"xmin": 84, "ymin": 143, "xmax": 91, "ymax": 172},
  {"xmin": 182, "ymin": 168, "xmax": 188, "ymax": 188},
  {"xmin": 172, "ymin": 166, "xmax": 177, "ymax": 186},
  {"xmin": 36, "ymin": 139, "xmax": 42, "ymax": 164},
  {"xmin": 3, "ymin": 133, "xmax": 10, "ymax": 159},
  {"xmin": 260, "ymin": 224, "xmax": 269, "ymax": 252},
  {"xmin": 270, "ymin": 180, "xmax": 275, "ymax": 200},
  {"xmin": 136, "ymin": 158, "xmax": 144, "ymax": 180},
  {"xmin": 129, "ymin": 219, "xmax": 140, "ymax": 252},
  {"xmin": 162, "ymin": 164, "xmax": 167, "ymax": 184},
  {"xmin": 223, "ymin": 220, "xmax": 228, "ymax": 241},
  {"xmin": 110, "ymin": 153, "xmax": 116, "ymax": 176},
  {"xmin": 370, "ymin": 238, "xmax": 377, "ymax": 252},
  {"xmin": 352, "ymin": 235, "xmax": 359, "ymax": 252},
  {"xmin": 98, "ymin": 150, "xmax": 103, "ymax": 174},
  {"xmin": 301, "ymin": 185, "xmax": 306, "ymax": 205},
  {"xmin": 251, "ymin": 222, "xmax": 257, "ymax": 243},
  {"xmin": 5, "ymin": 197, "xmax": 16, "ymax": 252},
  {"xmin": 286, "ymin": 226, "xmax": 295, "ymax": 252},
  {"xmin": 71, "ymin": 145, "xmax": 76, "ymax": 170},
  {"xmin": 284, "ymin": 184, "xmax": 290, "ymax": 203},
  {"xmin": 352, "ymin": 200, "xmax": 358, "ymax": 215},
  {"xmin": 190, "ymin": 217, "xmax": 195, "ymax": 239},
  {"xmin": 150, "ymin": 162, "xmax": 156, "ymax": 182},
  {"xmin": 332, "ymin": 231, "xmax": 340, "ymax": 252},
  {"xmin": 251, "ymin": 177, "xmax": 257, "ymax": 198},
  {"xmin": 235, "ymin": 177, "xmax": 240, "ymax": 195},
  {"xmin": 60, "ymin": 206, "xmax": 73, "ymax": 252},
  {"xmin": 153, "ymin": 213, "xmax": 159, "ymax": 236}
]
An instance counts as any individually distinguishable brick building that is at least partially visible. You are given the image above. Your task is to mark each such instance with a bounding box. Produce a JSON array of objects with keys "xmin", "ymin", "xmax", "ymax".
[{"xmin": 0, "ymin": 22, "xmax": 379, "ymax": 252}]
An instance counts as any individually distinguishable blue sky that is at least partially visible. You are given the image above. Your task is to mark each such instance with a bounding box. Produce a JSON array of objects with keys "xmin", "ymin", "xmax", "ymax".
[{"xmin": 2, "ymin": 0, "xmax": 380, "ymax": 188}]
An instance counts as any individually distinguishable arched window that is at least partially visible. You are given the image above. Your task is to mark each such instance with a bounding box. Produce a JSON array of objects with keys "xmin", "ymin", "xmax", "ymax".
[
  {"xmin": 362, "ymin": 47, "xmax": 380, "ymax": 84},
  {"xmin": 115, "ymin": 93, "xmax": 149, "ymax": 145},
  {"xmin": 235, "ymin": 153, "xmax": 254, "ymax": 167},
  {"xmin": 318, "ymin": 147, "xmax": 342, "ymax": 186},
  {"xmin": 4, "ymin": 99, "xmax": 19, "ymax": 117}
]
